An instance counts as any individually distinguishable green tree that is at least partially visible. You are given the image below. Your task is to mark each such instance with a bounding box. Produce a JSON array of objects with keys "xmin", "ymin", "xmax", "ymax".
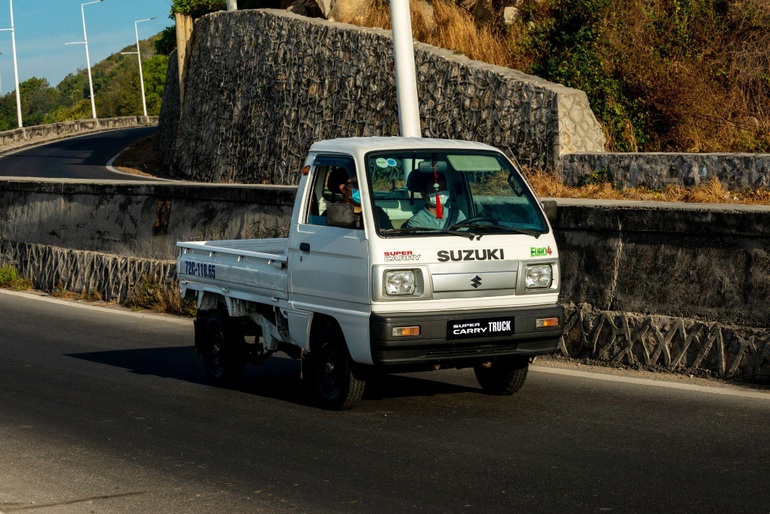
[
  {"xmin": 155, "ymin": 26, "xmax": 177, "ymax": 55},
  {"xmin": 19, "ymin": 77, "xmax": 62, "ymax": 126},
  {"xmin": 169, "ymin": 0, "xmax": 281, "ymax": 18},
  {"xmin": 171, "ymin": 0, "xmax": 225, "ymax": 18}
]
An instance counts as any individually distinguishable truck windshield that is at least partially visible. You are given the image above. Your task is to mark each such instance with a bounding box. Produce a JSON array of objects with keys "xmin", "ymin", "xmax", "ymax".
[{"xmin": 365, "ymin": 150, "xmax": 548, "ymax": 237}]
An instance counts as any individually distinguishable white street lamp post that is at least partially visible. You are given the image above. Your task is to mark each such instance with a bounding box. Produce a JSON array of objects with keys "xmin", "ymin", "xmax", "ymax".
[
  {"xmin": 0, "ymin": 0, "xmax": 23, "ymax": 127},
  {"xmin": 389, "ymin": 0, "xmax": 420, "ymax": 138},
  {"xmin": 122, "ymin": 17, "xmax": 155, "ymax": 117},
  {"xmin": 66, "ymin": 0, "xmax": 104, "ymax": 119}
]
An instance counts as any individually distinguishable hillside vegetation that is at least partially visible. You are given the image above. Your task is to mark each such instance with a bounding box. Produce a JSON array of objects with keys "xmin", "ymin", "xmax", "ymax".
[
  {"xmin": 344, "ymin": 0, "xmax": 770, "ymax": 154},
  {"xmin": 0, "ymin": 35, "xmax": 169, "ymax": 130}
]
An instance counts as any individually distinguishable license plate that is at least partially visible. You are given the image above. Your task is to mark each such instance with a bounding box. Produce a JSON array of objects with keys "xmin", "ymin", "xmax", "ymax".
[{"xmin": 447, "ymin": 317, "xmax": 515, "ymax": 340}]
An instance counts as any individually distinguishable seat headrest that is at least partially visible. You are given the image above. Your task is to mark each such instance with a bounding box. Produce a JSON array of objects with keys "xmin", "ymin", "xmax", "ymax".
[{"xmin": 407, "ymin": 161, "xmax": 448, "ymax": 193}]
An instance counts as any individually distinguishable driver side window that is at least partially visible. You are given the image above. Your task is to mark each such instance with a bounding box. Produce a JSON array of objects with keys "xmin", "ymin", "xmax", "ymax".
[{"xmin": 304, "ymin": 156, "xmax": 358, "ymax": 228}]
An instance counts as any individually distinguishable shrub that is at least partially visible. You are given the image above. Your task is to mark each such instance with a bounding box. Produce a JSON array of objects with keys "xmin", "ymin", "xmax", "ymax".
[
  {"xmin": 0, "ymin": 265, "xmax": 33, "ymax": 291},
  {"xmin": 125, "ymin": 274, "xmax": 196, "ymax": 317}
]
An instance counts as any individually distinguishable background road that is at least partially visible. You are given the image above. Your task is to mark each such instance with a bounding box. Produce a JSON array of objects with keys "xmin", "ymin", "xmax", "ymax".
[
  {"xmin": 1, "ymin": 290, "xmax": 769, "ymax": 513},
  {"xmin": 0, "ymin": 128, "xmax": 157, "ymax": 180}
]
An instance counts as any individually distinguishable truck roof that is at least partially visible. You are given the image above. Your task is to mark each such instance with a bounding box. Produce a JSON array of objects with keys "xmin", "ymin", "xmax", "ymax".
[{"xmin": 309, "ymin": 137, "xmax": 501, "ymax": 157}]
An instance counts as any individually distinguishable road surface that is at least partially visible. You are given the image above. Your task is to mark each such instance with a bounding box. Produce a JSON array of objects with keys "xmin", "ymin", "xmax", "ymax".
[
  {"xmin": 0, "ymin": 128, "xmax": 157, "ymax": 180},
  {"xmin": 2, "ymin": 290, "xmax": 769, "ymax": 513}
]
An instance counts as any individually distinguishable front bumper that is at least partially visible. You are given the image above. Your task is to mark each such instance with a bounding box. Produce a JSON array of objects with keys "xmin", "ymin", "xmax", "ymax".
[{"xmin": 370, "ymin": 304, "xmax": 564, "ymax": 367}]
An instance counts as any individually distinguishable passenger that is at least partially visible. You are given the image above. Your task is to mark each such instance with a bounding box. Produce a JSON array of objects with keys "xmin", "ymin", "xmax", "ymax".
[
  {"xmin": 405, "ymin": 175, "xmax": 464, "ymax": 230},
  {"xmin": 325, "ymin": 168, "xmax": 393, "ymax": 229}
]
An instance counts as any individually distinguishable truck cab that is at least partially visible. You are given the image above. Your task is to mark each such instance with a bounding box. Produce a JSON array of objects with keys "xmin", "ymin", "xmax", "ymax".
[{"xmin": 285, "ymin": 137, "xmax": 562, "ymax": 405}]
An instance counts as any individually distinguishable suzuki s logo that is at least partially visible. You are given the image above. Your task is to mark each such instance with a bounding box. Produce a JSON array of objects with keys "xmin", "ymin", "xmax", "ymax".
[
  {"xmin": 470, "ymin": 275, "xmax": 482, "ymax": 288},
  {"xmin": 436, "ymin": 249, "xmax": 505, "ymax": 262}
]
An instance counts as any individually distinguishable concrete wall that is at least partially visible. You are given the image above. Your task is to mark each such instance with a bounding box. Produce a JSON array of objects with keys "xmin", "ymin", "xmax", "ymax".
[
  {"xmin": 1, "ymin": 179, "xmax": 768, "ymax": 380},
  {"xmin": 0, "ymin": 178, "xmax": 294, "ymax": 259},
  {"xmin": 0, "ymin": 117, "xmax": 159, "ymax": 154},
  {"xmin": 158, "ymin": 9, "xmax": 605, "ymax": 184}
]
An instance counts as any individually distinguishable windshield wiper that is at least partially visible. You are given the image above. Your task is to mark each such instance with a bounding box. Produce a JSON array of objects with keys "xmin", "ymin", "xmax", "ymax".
[
  {"xmin": 381, "ymin": 226, "xmax": 480, "ymax": 240},
  {"xmin": 449, "ymin": 223, "xmax": 544, "ymax": 238}
]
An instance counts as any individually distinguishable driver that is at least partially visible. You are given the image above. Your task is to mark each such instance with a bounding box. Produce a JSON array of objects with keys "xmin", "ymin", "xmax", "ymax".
[{"xmin": 405, "ymin": 174, "xmax": 465, "ymax": 229}]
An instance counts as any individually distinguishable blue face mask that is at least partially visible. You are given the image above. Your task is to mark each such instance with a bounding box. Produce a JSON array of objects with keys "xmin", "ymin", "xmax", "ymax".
[{"xmin": 351, "ymin": 189, "xmax": 361, "ymax": 205}]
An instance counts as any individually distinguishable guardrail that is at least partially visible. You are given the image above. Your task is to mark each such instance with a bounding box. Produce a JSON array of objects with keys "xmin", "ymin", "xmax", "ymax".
[{"xmin": 0, "ymin": 116, "xmax": 159, "ymax": 153}]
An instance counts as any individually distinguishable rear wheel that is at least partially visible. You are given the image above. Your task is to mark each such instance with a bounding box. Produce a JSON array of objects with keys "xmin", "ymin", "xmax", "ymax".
[
  {"xmin": 200, "ymin": 311, "xmax": 246, "ymax": 387},
  {"xmin": 474, "ymin": 357, "xmax": 529, "ymax": 395},
  {"xmin": 309, "ymin": 329, "xmax": 366, "ymax": 410}
]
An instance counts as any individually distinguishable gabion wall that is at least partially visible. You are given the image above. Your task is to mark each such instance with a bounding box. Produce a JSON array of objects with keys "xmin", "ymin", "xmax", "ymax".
[
  {"xmin": 158, "ymin": 9, "xmax": 605, "ymax": 184},
  {"xmin": 560, "ymin": 152, "xmax": 770, "ymax": 191}
]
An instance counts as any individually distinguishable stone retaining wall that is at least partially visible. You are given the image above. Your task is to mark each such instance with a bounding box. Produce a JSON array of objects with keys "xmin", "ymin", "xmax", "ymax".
[
  {"xmin": 560, "ymin": 152, "xmax": 770, "ymax": 191},
  {"xmin": 1, "ymin": 179, "xmax": 767, "ymax": 380},
  {"xmin": 159, "ymin": 9, "xmax": 605, "ymax": 184},
  {"xmin": 0, "ymin": 117, "xmax": 159, "ymax": 154}
]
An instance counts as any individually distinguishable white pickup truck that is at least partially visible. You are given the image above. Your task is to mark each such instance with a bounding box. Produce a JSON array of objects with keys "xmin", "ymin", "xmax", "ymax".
[{"xmin": 177, "ymin": 136, "xmax": 563, "ymax": 409}]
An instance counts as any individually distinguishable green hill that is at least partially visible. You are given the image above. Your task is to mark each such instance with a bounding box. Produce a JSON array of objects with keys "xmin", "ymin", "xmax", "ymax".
[{"xmin": 0, "ymin": 33, "xmax": 169, "ymax": 131}]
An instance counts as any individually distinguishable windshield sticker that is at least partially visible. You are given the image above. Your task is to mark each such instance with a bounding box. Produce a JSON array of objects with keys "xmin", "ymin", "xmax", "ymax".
[
  {"xmin": 530, "ymin": 246, "xmax": 553, "ymax": 257},
  {"xmin": 384, "ymin": 250, "xmax": 421, "ymax": 262},
  {"xmin": 437, "ymin": 249, "xmax": 505, "ymax": 262},
  {"xmin": 376, "ymin": 158, "xmax": 389, "ymax": 168},
  {"xmin": 386, "ymin": 158, "xmax": 397, "ymax": 167}
]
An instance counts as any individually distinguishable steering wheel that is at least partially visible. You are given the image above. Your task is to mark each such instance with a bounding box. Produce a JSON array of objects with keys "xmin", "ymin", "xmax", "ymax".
[{"xmin": 452, "ymin": 215, "xmax": 499, "ymax": 227}]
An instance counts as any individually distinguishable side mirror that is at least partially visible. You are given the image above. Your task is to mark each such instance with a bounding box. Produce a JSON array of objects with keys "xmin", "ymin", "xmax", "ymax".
[{"xmin": 326, "ymin": 202, "xmax": 359, "ymax": 228}]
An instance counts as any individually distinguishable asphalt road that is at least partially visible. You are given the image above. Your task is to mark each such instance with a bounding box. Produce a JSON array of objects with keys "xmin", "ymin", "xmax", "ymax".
[
  {"xmin": 0, "ymin": 128, "xmax": 158, "ymax": 180},
  {"xmin": 1, "ymin": 289, "xmax": 769, "ymax": 514}
]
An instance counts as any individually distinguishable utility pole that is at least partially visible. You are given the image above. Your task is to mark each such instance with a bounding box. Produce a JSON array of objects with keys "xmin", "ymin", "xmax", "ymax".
[
  {"xmin": 0, "ymin": 0, "xmax": 23, "ymax": 127},
  {"xmin": 389, "ymin": 0, "xmax": 421, "ymax": 138}
]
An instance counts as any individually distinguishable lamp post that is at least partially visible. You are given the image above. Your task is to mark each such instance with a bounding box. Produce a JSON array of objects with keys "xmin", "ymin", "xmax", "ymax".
[
  {"xmin": 122, "ymin": 17, "xmax": 155, "ymax": 117},
  {"xmin": 0, "ymin": 0, "xmax": 23, "ymax": 127},
  {"xmin": 66, "ymin": 0, "xmax": 104, "ymax": 119}
]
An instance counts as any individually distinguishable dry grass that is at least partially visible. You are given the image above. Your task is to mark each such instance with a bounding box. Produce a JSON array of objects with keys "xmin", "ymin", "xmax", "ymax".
[
  {"xmin": 353, "ymin": 0, "xmax": 509, "ymax": 66},
  {"xmin": 125, "ymin": 274, "xmax": 196, "ymax": 317}
]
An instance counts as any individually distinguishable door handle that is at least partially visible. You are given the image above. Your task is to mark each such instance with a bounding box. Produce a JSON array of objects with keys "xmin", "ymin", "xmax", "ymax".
[{"xmin": 299, "ymin": 242, "xmax": 310, "ymax": 252}]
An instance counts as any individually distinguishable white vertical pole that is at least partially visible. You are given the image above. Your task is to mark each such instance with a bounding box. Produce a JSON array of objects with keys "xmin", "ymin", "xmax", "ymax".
[
  {"xmin": 9, "ymin": 0, "xmax": 21, "ymax": 127},
  {"xmin": 226, "ymin": 0, "xmax": 237, "ymax": 11},
  {"xmin": 389, "ymin": 0, "xmax": 421, "ymax": 138},
  {"xmin": 134, "ymin": 20, "xmax": 148, "ymax": 117},
  {"xmin": 82, "ymin": 2, "xmax": 97, "ymax": 119}
]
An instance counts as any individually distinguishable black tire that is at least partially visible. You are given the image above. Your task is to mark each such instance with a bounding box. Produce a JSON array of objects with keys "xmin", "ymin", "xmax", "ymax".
[
  {"xmin": 200, "ymin": 312, "xmax": 246, "ymax": 387},
  {"xmin": 309, "ymin": 329, "xmax": 366, "ymax": 410},
  {"xmin": 474, "ymin": 357, "xmax": 529, "ymax": 395}
]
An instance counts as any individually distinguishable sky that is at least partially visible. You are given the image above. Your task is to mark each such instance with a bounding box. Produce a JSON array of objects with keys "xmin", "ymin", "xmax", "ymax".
[{"xmin": 0, "ymin": 0, "xmax": 173, "ymax": 92}]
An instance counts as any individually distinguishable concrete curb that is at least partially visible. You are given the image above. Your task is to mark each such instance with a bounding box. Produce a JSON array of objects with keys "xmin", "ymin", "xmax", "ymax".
[{"xmin": 0, "ymin": 117, "xmax": 158, "ymax": 156}]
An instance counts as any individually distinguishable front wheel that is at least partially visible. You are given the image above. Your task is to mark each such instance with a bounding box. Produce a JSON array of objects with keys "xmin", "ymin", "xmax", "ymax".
[
  {"xmin": 309, "ymin": 331, "xmax": 366, "ymax": 410},
  {"xmin": 474, "ymin": 357, "xmax": 529, "ymax": 395}
]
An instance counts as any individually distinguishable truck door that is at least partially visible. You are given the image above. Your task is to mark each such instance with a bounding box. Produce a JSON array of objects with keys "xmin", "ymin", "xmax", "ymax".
[{"xmin": 288, "ymin": 156, "xmax": 370, "ymax": 314}]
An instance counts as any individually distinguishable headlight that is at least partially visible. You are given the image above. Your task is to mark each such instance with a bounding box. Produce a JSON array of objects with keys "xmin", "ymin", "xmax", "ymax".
[
  {"xmin": 384, "ymin": 270, "xmax": 416, "ymax": 296},
  {"xmin": 525, "ymin": 264, "xmax": 552, "ymax": 288}
]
